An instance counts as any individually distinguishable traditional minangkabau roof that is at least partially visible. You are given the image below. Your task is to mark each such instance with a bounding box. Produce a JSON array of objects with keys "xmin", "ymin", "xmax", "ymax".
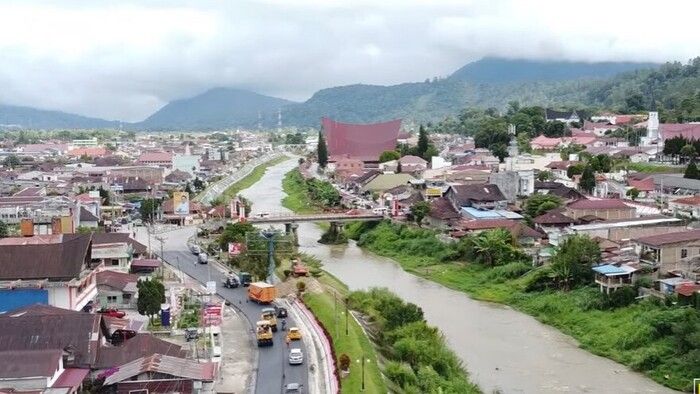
[{"xmin": 322, "ymin": 117, "xmax": 401, "ymax": 162}]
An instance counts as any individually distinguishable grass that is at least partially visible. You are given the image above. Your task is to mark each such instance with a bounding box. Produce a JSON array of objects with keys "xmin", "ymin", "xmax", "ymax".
[
  {"xmin": 613, "ymin": 161, "xmax": 685, "ymax": 173},
  {"xmin": 303, "ymin": 292, "xmax": 386, "ymax": 394},
  {"xmin": 210, "ymin": 155, "xmax": 289, "ymax": 203},
  {"xmin": 281, "ymin": 168, "xmax": 322, "ymax": 213},
  {"xmin": 349, "ymin": 221, "xmax": 699, "ymax": 392}
]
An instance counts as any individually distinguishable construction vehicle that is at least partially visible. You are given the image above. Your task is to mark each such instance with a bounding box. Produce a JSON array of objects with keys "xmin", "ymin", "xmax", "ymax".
[
  {"xmin": 239, "ymin": 272, "xmax": 252, "ymax": 287},
  {"xmin": 256, "ymin": 320, "xmax": 273, "ymax": 347},
  {"xmin": 261, "ymin": 307, "xmax": 278, "ymax": 332},
  {"xmin": 222, "ymin": 272, "xmax": 239, "ymax": 288},
  {"xmin": 286, "ymin": 327, "xmax": 302, "ymax": 341},
  {"xmin": 248, "ymin": 282, "xmax": 276, "ymax": 304}
]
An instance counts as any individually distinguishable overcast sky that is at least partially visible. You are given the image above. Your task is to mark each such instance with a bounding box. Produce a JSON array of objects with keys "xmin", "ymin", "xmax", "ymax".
[{"xmin": 1, "ymin": 0, "xmax": 699, "ymax": 122}]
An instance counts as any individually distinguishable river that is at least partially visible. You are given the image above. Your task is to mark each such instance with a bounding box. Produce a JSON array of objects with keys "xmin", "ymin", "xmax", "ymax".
[{"xmin": 240, "ymin": 158, "xmax": 677, "ymax": 394}]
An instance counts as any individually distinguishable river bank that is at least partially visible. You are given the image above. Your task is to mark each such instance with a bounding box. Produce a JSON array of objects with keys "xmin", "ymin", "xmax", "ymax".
[
  {"xmin": 240, "ymin": 159, "xmax": 678, "ymax": 394},
  {"xmin": 344, "ymin": 220, "xmax": 695, "ymax": 392}
]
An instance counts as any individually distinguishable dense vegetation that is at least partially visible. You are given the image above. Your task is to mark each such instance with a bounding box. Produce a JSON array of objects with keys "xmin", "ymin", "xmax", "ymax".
[
  {"xmin": 346, "ymin": 221, "xmax": 700, "ymax": 391},
  {"xmin": 282, "ymin": 168, "xmax": 340, "ymax": 211},
  {"xmin": 348, "ymin": 288, "xmax": 480, "ymax": 394}
]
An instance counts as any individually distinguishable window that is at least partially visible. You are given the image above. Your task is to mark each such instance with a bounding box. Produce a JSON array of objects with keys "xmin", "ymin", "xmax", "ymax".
[
  {"xmin": 111, "ymin": 259, "xmax": 120, "ymax": 266},
  {"xmin": 123, "ymin": 294, "xmax": 131, "ymax": 301},
  {"xmin": 681, "ymin": 248, "xmax": 688, "ymax": 259},
  {"xmin": 107, "ymin": 296, "xmax": 118, "ymax": 303}
]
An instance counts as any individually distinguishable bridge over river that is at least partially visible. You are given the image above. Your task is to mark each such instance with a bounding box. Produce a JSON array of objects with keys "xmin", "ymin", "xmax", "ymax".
[{"xmin": 247, "ymin": 211, "xmax": 384, "ymax": 224}]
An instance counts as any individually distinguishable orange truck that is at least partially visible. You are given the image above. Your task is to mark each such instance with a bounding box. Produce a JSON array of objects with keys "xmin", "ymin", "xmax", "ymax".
[{"xmin": 248, "ymin": 282, "xmax": 277, "ymax": 304}]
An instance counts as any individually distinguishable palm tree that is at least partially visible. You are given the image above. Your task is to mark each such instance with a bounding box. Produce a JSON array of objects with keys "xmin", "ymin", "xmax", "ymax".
[{"xmin": 472, "ymin": 229, "xmax": 515, "ymax": 267}]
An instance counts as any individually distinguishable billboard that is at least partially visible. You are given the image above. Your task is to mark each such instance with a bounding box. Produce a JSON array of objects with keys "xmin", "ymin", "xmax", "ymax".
[
  {"xmin": 228, "ymin": 242, "xmax": 243, "ymax": 256},
  {"xmin": 426, "ymin": 187, "xmax": 443, "ymax": 197},
  {"xmin": 173, "ymin": 192, "xmax": 190, "ymax": 215}
]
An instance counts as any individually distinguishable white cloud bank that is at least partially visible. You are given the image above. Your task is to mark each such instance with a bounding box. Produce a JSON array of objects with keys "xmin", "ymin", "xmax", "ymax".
[{"xmin": 0, "ymin": 0, "xmax": 698, "ymax": 121}]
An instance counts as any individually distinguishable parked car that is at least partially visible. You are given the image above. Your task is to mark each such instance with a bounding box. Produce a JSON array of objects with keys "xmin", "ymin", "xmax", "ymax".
[
  {"xmin": 110, "ymin": 329, "xmax": 137, "ymax": 345},
  {"xmin": 190, "ymin": 244, "xmax": 201, "ymax": 255},
  {"xmin": 286, "ymin": 327, "xmax": 302, "ymax": 341},
  {"xmin": 97, "ymin": 308, "xmax": 126, "ymax": 318},
  {"xmin": 283, "ymin": 383, "xmax": 303, "ymax": 393},
  {"xmin": 276, "ymin": 306, "xmax": 288, "ymax": 318},
  {"xmin": 288, "ymin": 348, "xmax": 304, "ymax": 365},
  {"xmin": 198, "ymin": 252, "xmax": 208, "ymax": 264}
]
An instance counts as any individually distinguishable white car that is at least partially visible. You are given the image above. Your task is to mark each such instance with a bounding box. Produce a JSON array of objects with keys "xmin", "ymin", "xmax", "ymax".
[{"xmin": 288, "ymin": 348, "xmax": 303, "ymax": 365}]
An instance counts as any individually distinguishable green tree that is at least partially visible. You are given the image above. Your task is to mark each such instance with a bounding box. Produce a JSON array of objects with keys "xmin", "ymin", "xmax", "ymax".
[
  {"xmin": 379, "ymin": 150, "xmax": 401, "ymax": 163},
  {"xmin": 317, "ymin": 131, "xmax": 328, "ymax": 168},
  {"xmin": 626, "ymin": 187, "xmax": 640, "ymax": 201},
  {"xmin": 566, "ymin": 163, "xmax": 585, "ymax": 179},
  {"xmin": 544, "ymin": 121, "xmax": 567, "ymax": 137},
  {"xmin": 524, "ymin": 194, "xmax": 562, "ymax": 217},
  {"xmin": 409, "ymin": 201, "xmax": 431, "ymax": 227},
  {"xmin": 137, "ymin": 279, "xmax": 165, "ymax": 324},
  {"xmin": 218, "ymin": 221, "xmax": 256, "ymax": 250},
  {"xmin": 685, "ymin": 161, "xmax": 700, "ymax": 179},
  {"xmin": 417, "ymin": 125, "xmax": 429, "ymax": 159},
  {"xmin": 3, "ymin": 154, "xmax": 21, "ymax": 169},
  {"xmin": 489, "ymin": 143, "xmax": 508, "ymax": 162},
  {"xmin": 471, "ymin": 229, "xmax": 523, "ymax": 267},
  {"xmin": 579, "ymin": 165, "xmax": 596, "ymax": 194},
  {"xmin": 589, "ymin": 154, "xmax": 612, "ymax": 173},
  {"xmin": 536, "ymin": 170, "xmax": 553, "ymax": 182},
  {"xmin": 550, "ymin": 235, "xmax": 600, "ymax": 291},
  {"xmin": 139, "ymin": 198, "xmax": 160, "ymax": 222},
  {"xmin": 0, "ymin": 220, "xmax": 8, "ymax": 238},
  {"xmin": 516, "ymin": 132, "xmax": 532, "ymax": 153},
  {"xmin": 680, "ymin": 144, "xmax": 697, "ymax": 161}
]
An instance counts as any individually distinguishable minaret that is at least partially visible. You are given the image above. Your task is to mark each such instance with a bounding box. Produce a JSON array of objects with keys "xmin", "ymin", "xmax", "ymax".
[
  {"xmin": 647, "ymin": 111, "xmax": 659, "ymax": 140},
  {"xmin": 507, "ymin": 124, "xmax": 519, "ymax": 158}
]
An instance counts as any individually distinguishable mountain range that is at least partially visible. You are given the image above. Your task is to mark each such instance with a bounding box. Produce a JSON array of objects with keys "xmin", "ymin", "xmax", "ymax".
[{"xmin": 0, "ymin": 57, "xmax": 662, "ymax": 130}]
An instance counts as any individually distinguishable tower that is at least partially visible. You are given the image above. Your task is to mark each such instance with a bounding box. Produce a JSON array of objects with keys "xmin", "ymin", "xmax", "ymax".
[
  {"xmin": 277, "ymin": 108, "xmax": 282, "ymax": 133},
  {"xmin": 647, "ymin": 111, "xmax": 659, "ymax": 140},
  {"xmin": 507, "ymin": 124, "xmax": 519, "ymax": 158}
]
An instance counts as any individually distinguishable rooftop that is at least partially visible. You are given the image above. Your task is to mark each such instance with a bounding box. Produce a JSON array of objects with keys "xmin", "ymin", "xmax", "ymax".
[
  {"xmin": 0, "ymin": 234, "xmax": 92, "ymax": 281},
  {"xmin": 322, "ymin": 117, "xmax": 401, "ymax": 162},
  {"xmin": 636, "ymin": 229, "xmax": 700, "ymax": 247},
  {"xmin": 567, "ymin": 198, "xmax": 631, "ymax": 210}
]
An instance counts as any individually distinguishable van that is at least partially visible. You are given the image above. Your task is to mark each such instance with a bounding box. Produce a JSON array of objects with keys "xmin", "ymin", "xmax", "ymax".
[{"xmin": 372, "ymin": 207, "xmax": 388, "ymax": 215}]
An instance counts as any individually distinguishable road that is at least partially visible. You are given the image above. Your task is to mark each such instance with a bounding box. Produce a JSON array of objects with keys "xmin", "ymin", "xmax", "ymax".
[
  {"xmin": 198, "ymin": 152, "xmax": 283, "ymax": 204},
  {"xmin": 137, "ymin": 227, "xmax": 309, "ymax": 394}
]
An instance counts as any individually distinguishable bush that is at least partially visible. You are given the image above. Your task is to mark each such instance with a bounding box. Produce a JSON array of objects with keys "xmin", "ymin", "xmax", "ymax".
[
  {"xmin": 383, "ymin": 361, "xmax": 417, "ymax": 388},
  {"xmin": 486, "ymin": 262, "xmax": 532, "ymax": 281},
  {"xmin": 296, "ymin": 281, "xmax": 306, "ymax": 294},
  {"xmin": 339, "ymin": 353, "xmax": 351, "ymax": 372},
  {"xmin": 523, "ymin": 266, "xmax": 554, "ymax": 292}
]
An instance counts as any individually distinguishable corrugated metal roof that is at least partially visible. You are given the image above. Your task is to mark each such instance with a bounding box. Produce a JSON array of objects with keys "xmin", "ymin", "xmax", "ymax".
[{"xmin": 102, "ymin": 354, "xmax": 215, "ymax": 385}]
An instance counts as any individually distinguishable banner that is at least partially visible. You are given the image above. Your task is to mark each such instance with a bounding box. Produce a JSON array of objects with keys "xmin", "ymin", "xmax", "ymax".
[
  {"xmin": 173, "ymin": 191, "xmax": 190, "ymax": 215},
  {"xmin": 228, "ymin": 242, "xmax": 243, "ymax": 256}
]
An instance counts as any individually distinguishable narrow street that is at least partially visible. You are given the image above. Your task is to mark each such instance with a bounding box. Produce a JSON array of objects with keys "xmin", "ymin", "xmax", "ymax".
[{"xmin": 136, "ymin": 226, "xmax": 310, "ymax": 394}]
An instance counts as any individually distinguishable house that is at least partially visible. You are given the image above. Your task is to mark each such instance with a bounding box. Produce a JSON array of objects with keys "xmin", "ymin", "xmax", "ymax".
[
  {"xmin": 96, "ymin": 270, "xmax": 139, "ymax": 309},
  {"xmin": 137, "ymin": 152, "xmax": 173, "ymax": 168},
  {"xmin": 0, "ymin": 349, "xmax": 89, "ymax": 393},
  {"xmin": 530, "ymin": 135, "xmax": 562, "ymax": 151},
  {"xmin": 669, "ymin": 195, "xmax": 700, "ymax": 219},
  {"xmin": 360, "ymin": 173, "xmax": 414, "ymax": 194},
  {"xmin": 583, "ymin": 120, "xmax": 617, "ymax": 136},
  {"xmin": 445, "ymin": 184, "xmax": 507, "ymax": 212},
  {"xmin": 427, "ymin": 197, "xmax": 461, "ymax": 229},
  {"xmin": 534, "ymin": 181, "xmax": 585, "ymax": 201},
  {"xmin": 130, "ymin": 259, "xmax": 161, "ymax": 274},
  {"xmin": 165, "ymin": 169, "xmax": 192, "ymax": 184},
  {"xmin": 92, "ymin": 232, "xmax": 148, "ymax": 259},
  {"xmin": 592, "ymin": 264, "xmax": 639, "ymax": 294},
  {"xmin": 565, "ymin": 199, "xmax": 635, "ymax": 220},
  {"xmin": 456, "ymin": 219, "xmax": 543, "ymax": 245},
  {"xmin": 398, "ymin": 155, "xmax": 428, "ymax": 173},
  {"xmin": 91, "ymin": 242, "xmax": 133, "ymax": 272},
  {"xmin": 570, "ymin": 215, "xmax": 683, "ymax": 242},
  {"xmin": 333, "ymin": 156, "xmax": 365, "ymax": 180},
  {"xmin": 635, "ymin": 229, "xmax": 700, "ymax": 274},
  {"xmin": 100, "ymin": 354, "xmax": 215, "ymax": 394},
  {"xmin": 545, "ymin": 161, "xmax": 579, "ymax": 180},
  {"xmin": 489, "ymin": 170, "xmax": 534, "ymax": 201},
  {"xmin": 67, "ymin": 147, "xmax": 109, "ymax": 158},
  {"xmin": 0, "ymin": 304, "xmax": 105, "ymax": 367},
  {"xmin": 627, "ymin": 176, "xmax": 655, "ymax": 198},
  {"xmin": 0, "ymin": 234, "xmax": 99, "ymax": 312},
  {"xmin": 322, "ymin": 117, "xmax": 401, "ymax": 163},
  {"xmin": 660, "ymin": 123, "xmax": 700, "ymax": 141},
  {"xmin": 78, "ymin": 206, "xmax": 99, "ymax": 228},
  {"xmin": 545, "ymin": 109, "xmax": 580, "ymax": 124},
  {"xmin": 658, "ymin": 277, "xmax": 695, "ymax": 295},
  {"xmin": 533, "ymin": 210, "xmax": 576, "ymax": 231}
]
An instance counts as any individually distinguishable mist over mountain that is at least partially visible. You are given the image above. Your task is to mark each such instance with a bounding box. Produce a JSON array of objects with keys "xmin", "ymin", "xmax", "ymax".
[{"xmin": 0, "ymin": 57, "xmax": 665, "ymax": 130}]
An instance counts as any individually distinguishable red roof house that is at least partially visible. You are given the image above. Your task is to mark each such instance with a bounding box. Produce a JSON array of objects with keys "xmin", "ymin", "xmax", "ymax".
[
  {"xmin": 661, "ymin": 123, "xmax": 700, "ymax": 141},
  {"xmin": 322, "ymin": 117, "xmax": 401, "ymax": 162}
]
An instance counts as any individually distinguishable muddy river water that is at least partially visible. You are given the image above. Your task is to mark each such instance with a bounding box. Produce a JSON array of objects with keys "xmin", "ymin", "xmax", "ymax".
[{"xmin": 240, "ymin": 158, "xmax": 678, "ymax": 394}]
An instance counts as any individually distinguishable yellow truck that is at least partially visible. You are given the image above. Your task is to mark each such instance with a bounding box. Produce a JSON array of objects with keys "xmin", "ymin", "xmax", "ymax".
[
  {"xmin": 261, "ymin": 307, "xmax": 278, "ymax": 332},
  {"xmin": 256, "ymin": 320, "xmax": 273, "ymax": 347},
  {"xmin": 248, "ymin": 282, "xmax": 276, "ymax": 304}
]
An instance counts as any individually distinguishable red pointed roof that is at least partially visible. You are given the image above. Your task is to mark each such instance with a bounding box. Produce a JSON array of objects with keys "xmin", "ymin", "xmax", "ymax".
[{"xmin": 322, "ymin": 117, "xmax": 401, "ymax": 162}]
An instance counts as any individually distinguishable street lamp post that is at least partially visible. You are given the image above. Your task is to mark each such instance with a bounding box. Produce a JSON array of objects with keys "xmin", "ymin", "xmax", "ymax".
[
  {"xmin": 345, "ymin": 297, "xmax": 349, "ymax": 336},
  {"xmin": 356, "ymin": 355, "xmax": 368, "ymax": 391}
]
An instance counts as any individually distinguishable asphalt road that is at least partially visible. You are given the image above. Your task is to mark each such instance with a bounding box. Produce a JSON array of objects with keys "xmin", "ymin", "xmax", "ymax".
[{"xmin": 140, "ymin": 227, "xmax": 309, "ymax": 394}]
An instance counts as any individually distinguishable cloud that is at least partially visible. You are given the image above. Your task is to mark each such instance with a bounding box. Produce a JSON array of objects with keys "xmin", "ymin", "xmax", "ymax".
[{"xmin": 0, "ymin": 0, "xmax": 698, "ymax": 121}]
